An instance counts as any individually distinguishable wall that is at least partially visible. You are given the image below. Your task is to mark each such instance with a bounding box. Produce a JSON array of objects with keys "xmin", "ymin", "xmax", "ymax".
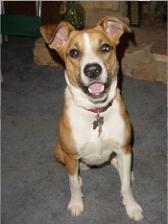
[{"xmin": 80, "ymin": 1, "xmax": 127, "ymax": 27}]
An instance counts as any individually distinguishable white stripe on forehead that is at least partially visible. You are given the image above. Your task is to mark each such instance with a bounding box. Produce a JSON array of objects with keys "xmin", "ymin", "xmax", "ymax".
[
  {"xmin": 83, "ymin": 32, "xmax": 97, "ymax": 59},
  {"xmin": 81, "ymin": 32, "xmax": 103, "ymax": 66},
  {"xmin": 83, "ymin": 33, "xmax": 92, "ymax": 53},
  {"xmin": 80, "ymin": 32, "xmax": 107, "ymax": 85}
]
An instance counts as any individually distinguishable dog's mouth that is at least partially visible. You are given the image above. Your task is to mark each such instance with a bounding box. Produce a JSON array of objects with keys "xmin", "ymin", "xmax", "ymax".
[
  {"xmin": 80, "ymin": 80, "xmax": 111, "ymax": 99},
  {"xmin": 88, "ymin": 82, "xmax": 105, "ymax": 97}
]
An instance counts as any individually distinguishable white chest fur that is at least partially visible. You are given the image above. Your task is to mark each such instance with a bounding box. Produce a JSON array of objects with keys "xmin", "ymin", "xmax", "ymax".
[{"xmin": 67, "ymin": 97, "xmax": 126, "ymax": 166}]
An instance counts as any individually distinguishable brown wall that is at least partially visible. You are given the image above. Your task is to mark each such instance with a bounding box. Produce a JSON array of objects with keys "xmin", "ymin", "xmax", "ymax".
[
  {"xmin": 4, "ymin": 1, "xmax": 36, "ymax": 15},
  {"xmin": 4, "ymin": 1, "xmax": 62, "ymax": 25}
]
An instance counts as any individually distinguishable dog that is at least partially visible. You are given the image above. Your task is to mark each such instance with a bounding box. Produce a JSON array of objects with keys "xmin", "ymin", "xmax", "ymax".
[{"xmin": 40, "ymin": 16, "xmax": 143, "ymax": 221}]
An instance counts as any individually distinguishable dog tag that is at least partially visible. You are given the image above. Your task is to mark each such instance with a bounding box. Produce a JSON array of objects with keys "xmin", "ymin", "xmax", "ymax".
[{"xmin": 93, "ymin": 112, "xmax": 104, "ymax": 136}]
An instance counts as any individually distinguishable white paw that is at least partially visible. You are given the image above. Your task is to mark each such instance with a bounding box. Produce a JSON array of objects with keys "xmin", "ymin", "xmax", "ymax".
[
  {"xmin": 79, "ymin": 162, "xmax": 90, "ymax": 171},
  {"xmin": 78, "ymin": 177, "xmax": 84, "ymax": 198},
  {"xmin": 131, "ymin": 171, "xmax": 135, "ymax": 183},
  {"xmin": 68, "ymin": 199, "xmax": 84, "ymax": 216},
  {"xmin": 78, "ymin": 176, "xmax": 83, "ymax": 187},
  {"xmin": 125, "ymin": 201, "xmax": 144, "ymax": 221}
]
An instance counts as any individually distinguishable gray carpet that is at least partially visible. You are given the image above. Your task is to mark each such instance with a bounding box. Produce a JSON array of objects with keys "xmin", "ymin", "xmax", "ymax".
[{"xmin": 2, "ymin": 37, "xmax": 167, "ymax": 224}]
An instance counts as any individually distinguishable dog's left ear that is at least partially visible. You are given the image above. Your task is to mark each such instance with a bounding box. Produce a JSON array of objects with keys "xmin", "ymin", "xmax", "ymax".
[
  {"xmin": 40, "ymin": 22, "xmax": 75, "ymax": 59},
  {"xmin": 97, "ymin": 16, "xmax": 131, "ymax": 45}
]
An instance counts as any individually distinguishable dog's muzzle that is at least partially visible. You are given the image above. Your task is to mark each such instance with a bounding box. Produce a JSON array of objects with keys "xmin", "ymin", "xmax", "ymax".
[
  {"xmin": 80, "ymin": 63, "xmax": 111, "ymax": 100},
  {"xmin": 84, "ymin": 63, "xmax": 102, "ymax": 79}
]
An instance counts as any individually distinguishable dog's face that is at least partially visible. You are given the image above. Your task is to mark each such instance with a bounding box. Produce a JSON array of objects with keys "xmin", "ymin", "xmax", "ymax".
[{"xmin": 41, "ymin": 17, "xmax": 130, "ymax": 104}]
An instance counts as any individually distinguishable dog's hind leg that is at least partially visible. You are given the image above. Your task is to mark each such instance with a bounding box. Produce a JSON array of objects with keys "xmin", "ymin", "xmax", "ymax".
[
  {"xmin": 53, "ymin": 143, "xmax": 65, "ymax": 165},
  {"xmin": 79, "ymin": 161, "xmax": 90, "ymax": 171}
]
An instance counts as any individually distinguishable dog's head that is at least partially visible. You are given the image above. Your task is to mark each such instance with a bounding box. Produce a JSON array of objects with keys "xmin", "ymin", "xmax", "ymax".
[{"xmin": 40, "ymin": 17, "xmax": 131, "ymax": 106}]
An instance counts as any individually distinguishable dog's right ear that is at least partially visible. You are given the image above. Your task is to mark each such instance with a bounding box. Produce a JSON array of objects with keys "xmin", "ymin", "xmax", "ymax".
[
  {"xmin": 97, "ymin": 16, "xmax": 131, "ymax": 45},
  {"xmin": 40, "ymin": 22, "xmax": 75, "ymax": 59}
]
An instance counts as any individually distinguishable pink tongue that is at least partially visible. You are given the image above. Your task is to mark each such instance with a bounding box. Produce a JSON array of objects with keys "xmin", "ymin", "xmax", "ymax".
[{"xmin": 88, "ymin": 83, "xmax": 104, "ymax": 95}]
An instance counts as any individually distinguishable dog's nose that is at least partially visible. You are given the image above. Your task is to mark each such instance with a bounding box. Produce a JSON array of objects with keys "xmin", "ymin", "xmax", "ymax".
[{"xmin": 84, "ymin": 63, "xmax": 102, "ymax": 79}]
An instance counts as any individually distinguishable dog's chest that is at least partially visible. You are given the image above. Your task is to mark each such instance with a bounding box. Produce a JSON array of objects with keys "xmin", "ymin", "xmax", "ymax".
[{"xmin": 68, "ymin": 100, "xmax": 125, "ymax": 165}]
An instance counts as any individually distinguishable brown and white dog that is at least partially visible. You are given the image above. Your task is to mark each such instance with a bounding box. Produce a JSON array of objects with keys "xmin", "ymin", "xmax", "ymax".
[{"xmin": 40, "ymin": 16, "xmax": 143, "ymax": 221}]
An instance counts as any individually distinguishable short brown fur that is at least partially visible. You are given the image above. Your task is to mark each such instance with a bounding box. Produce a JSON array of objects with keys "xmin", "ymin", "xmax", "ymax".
[
  {"xmin": 54, "ymin": 99, "xmax": 79, "ymax": 176},
  {"xmin": 115, "ymin": 88, "xmax": 132, "ymax": 154}
]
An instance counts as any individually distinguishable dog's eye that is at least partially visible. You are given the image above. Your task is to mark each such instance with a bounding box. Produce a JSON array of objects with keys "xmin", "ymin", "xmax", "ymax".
[
  {"xmin": 100, "ymin": 44, "xmax": 112, "ymax": 53},
  {"xmin": 69, "ymin": 49, "xmax": 80, "ymax": 58}
]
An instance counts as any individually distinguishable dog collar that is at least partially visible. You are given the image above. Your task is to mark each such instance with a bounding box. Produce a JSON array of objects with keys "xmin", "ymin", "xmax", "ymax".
[
  {"xmin": 85, "ymin": 99, "xmax": 113, "ymax": 114},
  {"xmin": 82, "ymin": 99, "xmax": 113, "ymax": 137}
]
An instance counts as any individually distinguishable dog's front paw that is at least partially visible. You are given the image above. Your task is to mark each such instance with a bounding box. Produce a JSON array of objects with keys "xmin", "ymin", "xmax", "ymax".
[
  {"xmin": 125, "ymin": 201, "xmax": 144, "ymax": 221},
  {"xmin": 68, "ymin": 199, "xmax": 84, "ymax": 216}
]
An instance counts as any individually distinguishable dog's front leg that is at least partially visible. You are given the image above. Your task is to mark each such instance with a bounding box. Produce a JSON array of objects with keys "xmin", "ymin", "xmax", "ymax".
[
  {"xmin": 119, "ymin": 146, "xmax": 143, "ymax": 221},
  {"xmin": 65, "ymin": 157, "xmax": 84, "ymax": 216}
]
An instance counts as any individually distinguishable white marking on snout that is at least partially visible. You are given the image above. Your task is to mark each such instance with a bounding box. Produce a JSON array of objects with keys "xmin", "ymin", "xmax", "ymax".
[{"xmin": 80, "ymin": 33, "xmax": 107, "ymax": 85}]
